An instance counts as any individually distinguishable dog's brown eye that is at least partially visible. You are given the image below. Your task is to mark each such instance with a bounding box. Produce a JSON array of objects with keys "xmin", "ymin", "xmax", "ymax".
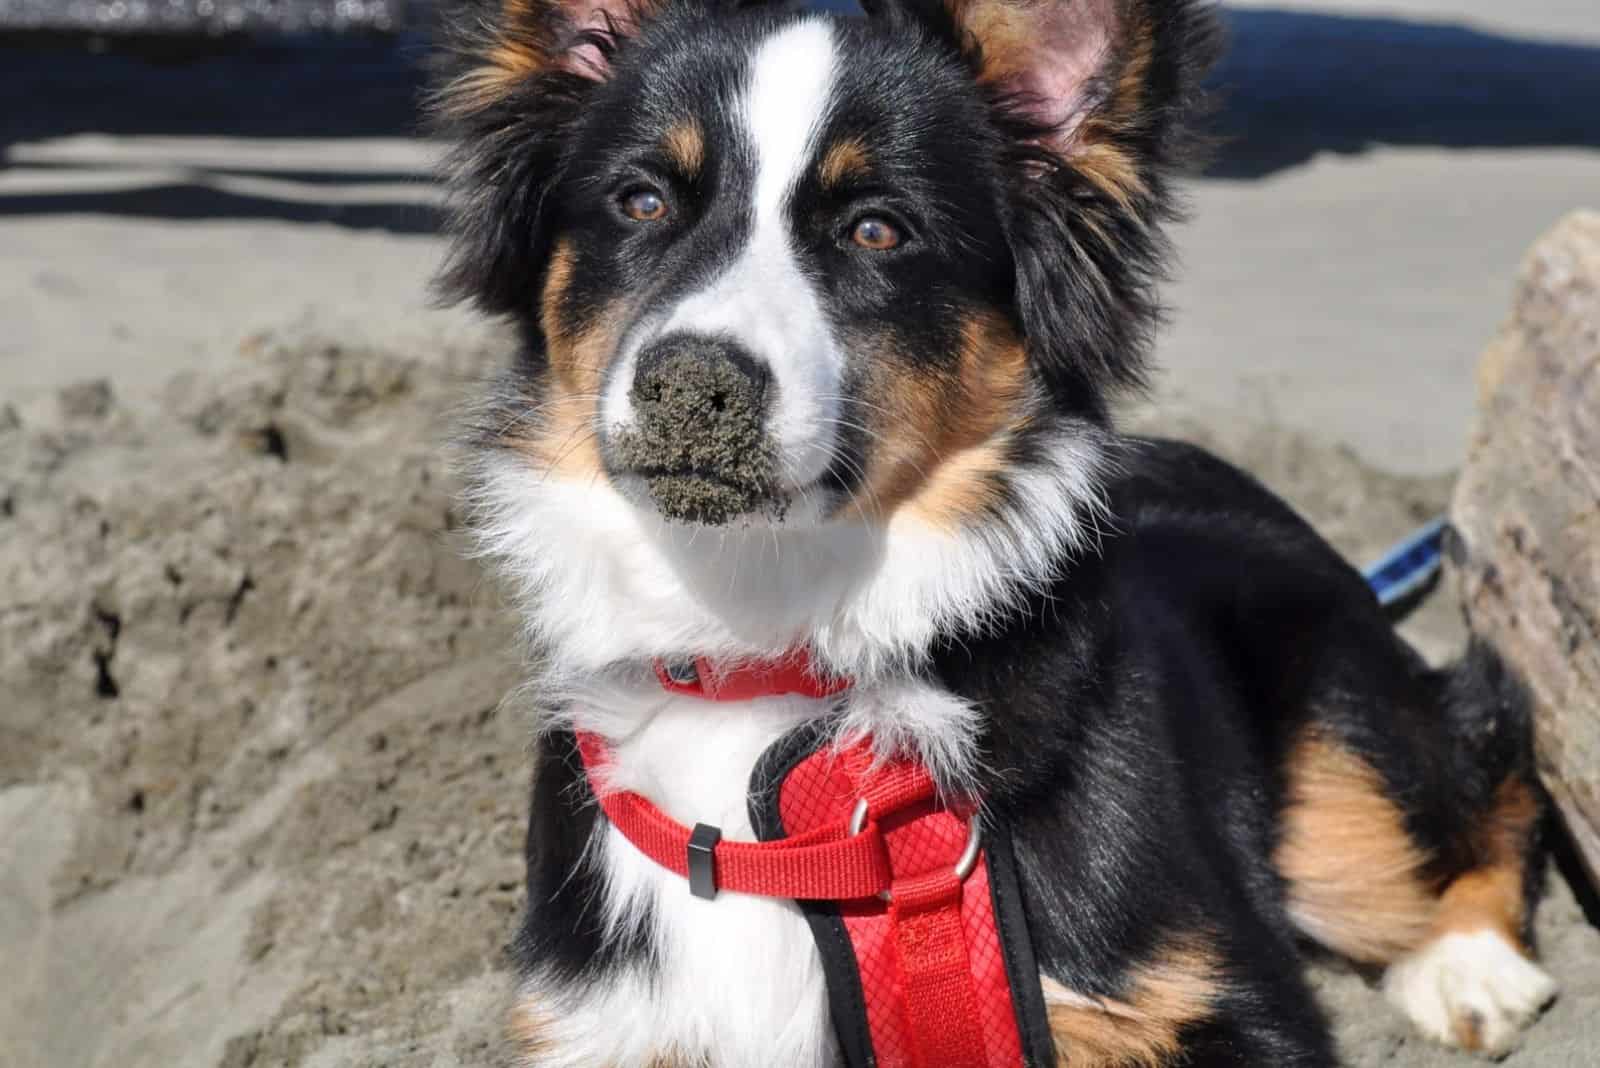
[
  {"xmin": 622, "ymin": 188, "xmax": 669, "ymax": 222},
  {"xmin": 851, "ymin": 215, "xmax": 900, "ymax": 251}
]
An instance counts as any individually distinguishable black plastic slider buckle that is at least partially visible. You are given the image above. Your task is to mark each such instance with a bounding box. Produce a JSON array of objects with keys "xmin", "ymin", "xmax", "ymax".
[{"xmin": 687, "ymin": 822, "xmax": 722, "ymax": 900}]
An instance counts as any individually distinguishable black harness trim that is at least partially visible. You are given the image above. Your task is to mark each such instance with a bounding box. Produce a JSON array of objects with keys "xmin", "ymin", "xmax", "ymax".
[{"xmin": 746, "ymin": 721, "xmax": 1053, "ymax": 1067}]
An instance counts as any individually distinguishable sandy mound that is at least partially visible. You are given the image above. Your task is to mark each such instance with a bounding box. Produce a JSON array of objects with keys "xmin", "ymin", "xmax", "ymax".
[
  {"xmin": 2, "ymin": 338, "xmax": 1595, "ymax": 1066},
  {"xmin": 1, "ymin": 336, "xmax": 525, "ymax": 1067}
]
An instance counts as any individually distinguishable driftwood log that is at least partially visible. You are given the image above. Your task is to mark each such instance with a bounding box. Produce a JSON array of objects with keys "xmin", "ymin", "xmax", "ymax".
[{"xmin": 1452, "ymin": 210, "xmax": 1600, "ymax": 887}]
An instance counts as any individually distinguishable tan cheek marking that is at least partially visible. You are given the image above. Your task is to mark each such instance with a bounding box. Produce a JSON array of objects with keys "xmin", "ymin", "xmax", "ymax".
[
  {"xmin": 506, "ymin": 387, "xmax": 605, "ymax": 479},
  {"xmin": 541, "ymin": 241, "xmax": 578, "ymax": 364},
  {"xmin": 1275, "ymin": 731, "xmax": 1438, "ymax": 964},
  {"xmin": 1042, "ymin": 936, "xmax": 1221, "ymax": 1067},
  {"xmin": 862, "ymin": 312, "xmax": 1029, "ymax": 530},
  {"xmin": 819, "ymin": 137, "xmax": 870, "ymax": 188},
  {"xmin": 501, "ymin": 236, "xmax": 613, "ymax": 479},
  {"xmin": 663, "ymin": 120, "xmax": 705, "ymax": 178},
  {"xmin": 901, "ymin": 436, "xmax": 1013, "ymax": 529},
  {"xmin": 540, "ymin": 238, "xmax": 610, "ymax": 398},
  {"xmin": 859, "ymin": 356, "xmax": 955, "ymax": 518}
]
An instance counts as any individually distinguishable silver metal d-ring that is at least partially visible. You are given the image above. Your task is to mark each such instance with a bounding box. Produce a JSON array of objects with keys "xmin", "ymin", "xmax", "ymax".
[
  {"xmin": 849, "ymin": 797, "xmax": 871, "ymax": 836},
  {"xmin": 849, "ymin": 798, "xmax": 983, "ymax": 900},
  {"xmin": 954, "ymin": 818, "xmax": 983, "ymax": 881}
]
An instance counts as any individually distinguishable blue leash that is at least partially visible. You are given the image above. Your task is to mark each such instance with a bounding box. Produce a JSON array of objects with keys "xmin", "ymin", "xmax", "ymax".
[{"xmin": 1363, "ymin": 517, "xmax": 1448, "ymax": 607}]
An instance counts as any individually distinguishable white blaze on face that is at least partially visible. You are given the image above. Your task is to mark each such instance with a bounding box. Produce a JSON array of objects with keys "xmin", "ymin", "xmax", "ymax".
[{"xmin": 605, "ymin": 17, "xmax": 845, "ymax": 494}]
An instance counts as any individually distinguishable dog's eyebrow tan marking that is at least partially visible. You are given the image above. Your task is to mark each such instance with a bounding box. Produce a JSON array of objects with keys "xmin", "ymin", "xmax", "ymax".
[
  {"xmin": 663, "ymin": 120, "xmax": 705, "ymax": 177},
  {"xmin": 1041, "ymin": 933, "xmax": 1222, "ymax": 1067},
  {"xmin": 818, "ymin": 136, "xmax": 870, "ymax": 188}
]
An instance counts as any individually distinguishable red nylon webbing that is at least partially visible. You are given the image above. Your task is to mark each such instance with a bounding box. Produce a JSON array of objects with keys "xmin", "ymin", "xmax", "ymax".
[
  {"xmin": 572, "ymin": 651, "xmax": 1025, "ymax": 1068},
  {"xmin": 890, "ymin": 870, "xmax": 990, "ymax": 1068},
  {"xmin": 652, "ymin": 648, "xmax": 850, "ymax": 702},
  {"xmin": 576, "ymin": 732, "xmax": 935, "ymax": 901}
]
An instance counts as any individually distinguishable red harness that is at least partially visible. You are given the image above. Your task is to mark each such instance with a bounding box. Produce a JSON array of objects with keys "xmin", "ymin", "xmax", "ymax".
[{"xmin": 575, "ymin": 652, "xmax": 1046, "ymax": 1068}]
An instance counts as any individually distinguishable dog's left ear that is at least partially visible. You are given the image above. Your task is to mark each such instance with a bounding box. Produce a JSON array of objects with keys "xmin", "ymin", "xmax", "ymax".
[
  {"xmin": 875, "ymin": 0, "xmax": 1220, "ymax": 404},
  {"xmin": 443, "ymin": 0, "xmax": 668, "ymax": 110}
]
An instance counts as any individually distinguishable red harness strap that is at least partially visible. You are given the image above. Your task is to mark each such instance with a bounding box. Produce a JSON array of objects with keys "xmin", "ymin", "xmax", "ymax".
[
  {"xmin": 652, "ymin": 647, "xmax": 852, "ymax": 703},
  {"xmin": 575, "ymin": 730, "xmax": 926, "ymax": 901},
  {"xmin": 574, "ymin": 653, "xmax": 1029, "ymax": 1068},
  {"xmin": 771, "ymin": 735, "xmax": 1025, "ymax": 1068}
]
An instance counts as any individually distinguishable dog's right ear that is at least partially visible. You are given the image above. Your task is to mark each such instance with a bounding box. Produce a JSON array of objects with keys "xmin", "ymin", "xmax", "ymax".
[
  {"xmin": 861, "ymin": 0, "xmax": 1220, "ymax": 407},
  {"xmin": 432, "ymin": 0, "xmax": 668, "ymax": 314}
]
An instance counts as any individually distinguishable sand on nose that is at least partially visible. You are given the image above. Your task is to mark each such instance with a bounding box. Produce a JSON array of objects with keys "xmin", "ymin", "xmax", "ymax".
[{"xmin": 614, "ymin": 347, "xmax": 780, "ymax": 524}]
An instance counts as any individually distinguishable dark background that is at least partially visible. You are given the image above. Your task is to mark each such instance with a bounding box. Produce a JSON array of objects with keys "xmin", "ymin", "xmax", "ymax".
[{"xmin": 3, "ymin": 2, "xmax": 1597, "ymax": 229}]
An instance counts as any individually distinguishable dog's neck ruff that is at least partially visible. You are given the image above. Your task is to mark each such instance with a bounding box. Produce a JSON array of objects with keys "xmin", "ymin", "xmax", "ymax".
[
  {"xmin": 573, "ymin": 656, "xmax": 1054, "ymax": 1068},
  {"xmin": 465, "ymin": 423, "xmax": 1110, "ymax": 681}
]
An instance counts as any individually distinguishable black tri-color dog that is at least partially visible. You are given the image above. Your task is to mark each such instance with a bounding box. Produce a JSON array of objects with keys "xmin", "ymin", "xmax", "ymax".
[{"xmin": 434, "ymin": 0, "xmax": 1560, "ymax": 1063}]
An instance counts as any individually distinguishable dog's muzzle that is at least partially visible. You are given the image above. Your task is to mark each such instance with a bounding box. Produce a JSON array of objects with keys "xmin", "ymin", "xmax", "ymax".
[{"xmin": 609, "ymin": 333, "xmax": 783, "ymax": 524}]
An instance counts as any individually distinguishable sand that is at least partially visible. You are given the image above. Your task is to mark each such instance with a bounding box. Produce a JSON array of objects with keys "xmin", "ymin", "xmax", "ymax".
[
  {"xmin": 4, "ymin": 2, "xmax": 1598, "ymax": 1060},
  {"xmin": 2, "ymin": 333, "xmax": 1596, "ymax": 1067},
  {"xmin": 1, "ymin": 337, "xmax": 524, "ymax": 1067}
]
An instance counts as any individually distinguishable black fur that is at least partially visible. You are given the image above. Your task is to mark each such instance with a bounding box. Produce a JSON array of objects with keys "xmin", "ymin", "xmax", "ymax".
[
  {"xmin": 438, "ymin": 0, "xmax": 1549, "ymax": 1062},
  {"xmin": 433, "ymin": 0, "xmax": 1215, "ymax": 431},
  {"xmin": 511, "ymin": 729, "xmax": 655, "ymax": 983},
  {"xmin": 504, "ymin": 435, "xmax": 1546, "ymax": 1065},
  {"xmin": 931, "ymin": 439, "xmax": 1541, "ymax": 1064}
]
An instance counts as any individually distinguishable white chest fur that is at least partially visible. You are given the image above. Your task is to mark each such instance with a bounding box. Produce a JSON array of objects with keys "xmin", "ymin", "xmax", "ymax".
[
  {"xmin": 513, "ymin": 652, "xmax": 986, "ymax": 1066},
  {"xmin": 520, "ymin": 692, "xmax": 841, "ymax": 1068}
]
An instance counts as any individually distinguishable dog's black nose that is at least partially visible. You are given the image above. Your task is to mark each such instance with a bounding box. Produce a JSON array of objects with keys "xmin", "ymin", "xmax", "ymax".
[
  {"xmin": 615, "ymin": 334, "xmax": 779, "ymax": 524},
  {"xmin": 631, "ymin": 334, "xmax": 770, "ymax": 419}
]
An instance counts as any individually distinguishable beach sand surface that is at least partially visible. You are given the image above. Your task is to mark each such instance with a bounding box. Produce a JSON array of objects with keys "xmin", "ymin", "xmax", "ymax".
[{"xmin": 3, "ymin": 337, "xmax": 1596, "ymax": 1067}]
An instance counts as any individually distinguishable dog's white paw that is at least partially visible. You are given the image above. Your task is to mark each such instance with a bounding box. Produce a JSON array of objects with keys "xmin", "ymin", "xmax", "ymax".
[{"xmin": 1383, "ymin": 930, "xmax": 1558, "ymax": 1056}]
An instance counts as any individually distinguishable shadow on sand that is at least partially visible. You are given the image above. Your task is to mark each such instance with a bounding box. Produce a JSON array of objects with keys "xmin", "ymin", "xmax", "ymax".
[
  {"xmin": 1, "ymin": 6, "xmax": 1597, "ymax": 228},
  {"xmin": 1209, "ymin": 8, "xmax": 1600, "ymax": 178}
]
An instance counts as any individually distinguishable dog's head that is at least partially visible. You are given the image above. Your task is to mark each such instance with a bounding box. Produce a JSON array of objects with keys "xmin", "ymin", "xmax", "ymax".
[{"xmin": 440, "ymin": 0, "xmax": 1216, "ymax": 671}]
